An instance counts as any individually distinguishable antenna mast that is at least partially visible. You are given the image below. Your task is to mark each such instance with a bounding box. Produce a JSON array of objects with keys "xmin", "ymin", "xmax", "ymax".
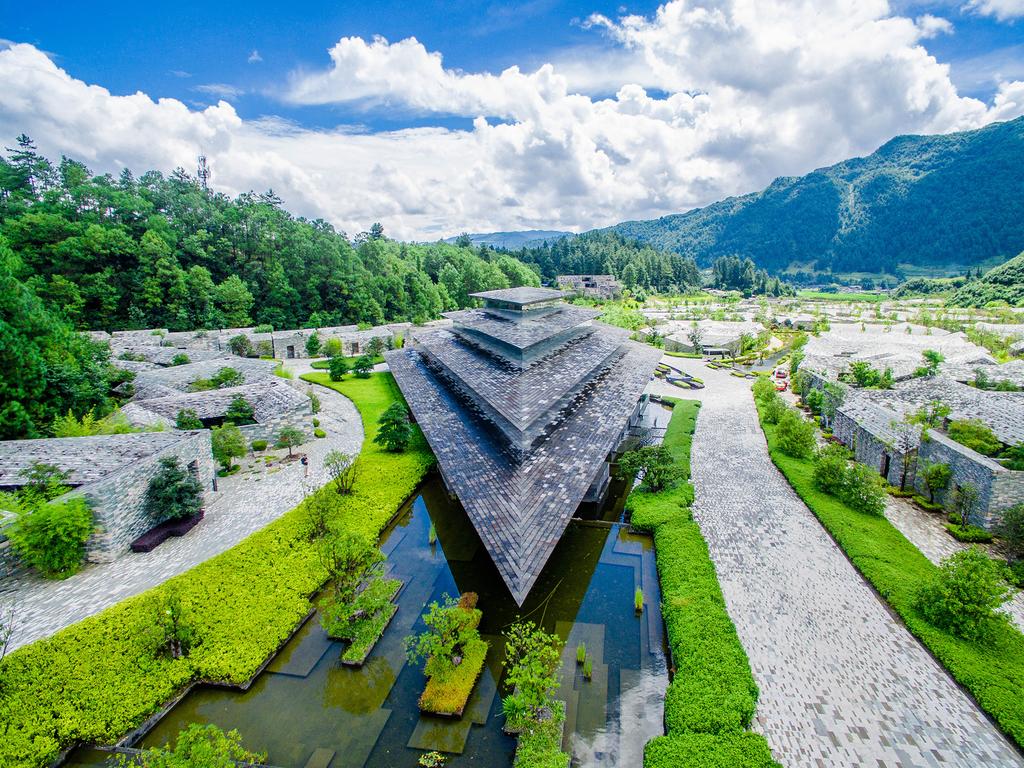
[{"xmin": 197, "ymin": 154, "xmax": 211, "ymax": 190}]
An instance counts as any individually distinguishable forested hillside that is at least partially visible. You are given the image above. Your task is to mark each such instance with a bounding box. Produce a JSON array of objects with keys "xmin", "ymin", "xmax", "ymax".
[
  {"xmin": 0, "ymin": 136, "xmax": 539, "ymax": 333},
  {"xmin": 512, "ymin": 230, "xmax": 702, "ymax": 292},
  {"xmin": 950, "ymin": 252, "xmax": 1024, "ymax": 307},
  {"xmin": 607, "ymin": 116, "xmax": 1024, "ymax": 277}
]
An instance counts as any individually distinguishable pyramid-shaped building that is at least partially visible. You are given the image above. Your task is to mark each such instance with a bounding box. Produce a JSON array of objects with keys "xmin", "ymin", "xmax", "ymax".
[{"xmin": 385, "ymin": 287, "xmax": 661, "ymax": 604}]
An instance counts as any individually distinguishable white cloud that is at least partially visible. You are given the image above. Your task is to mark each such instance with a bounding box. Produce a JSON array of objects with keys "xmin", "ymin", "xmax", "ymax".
[
  {"xmin": 248, "ymin": 49, "xmax": 262, "ymax": 63},
  {"xmin": 963, "ymin": 0, "xmax": 1024, "ymax": 21},
  {"xmin": 194, "ymin": 83, "xmax": 244, "ymax": 99},
  {"xmin": 2, "ymin": 0, "xmax": 1024, "ymax": 241}
]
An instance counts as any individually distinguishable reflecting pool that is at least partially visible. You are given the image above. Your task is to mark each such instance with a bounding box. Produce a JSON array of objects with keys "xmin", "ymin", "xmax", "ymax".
[{"xmin": 66, "ymin": 470, "xmax": 668, "ymax": 767}]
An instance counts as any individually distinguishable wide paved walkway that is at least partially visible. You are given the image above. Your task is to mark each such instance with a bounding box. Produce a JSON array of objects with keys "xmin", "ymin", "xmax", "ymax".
[
  {"xmin": 1, "ymin": 381, "xmax": 362, "ymax": 652},
  {"xmin": 658, "ymin": 357, "xmax": 1023, "ymax": 768}
]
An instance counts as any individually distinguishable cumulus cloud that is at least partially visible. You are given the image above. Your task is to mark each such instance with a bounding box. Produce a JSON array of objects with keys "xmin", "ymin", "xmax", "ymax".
[
  {"xmin": 963, "ymin": 0, "xmax": 1024, "ymax": 21},
  {"xmin": 2, "ymin": 0, "xmax": 1024, "ymax": 240}
]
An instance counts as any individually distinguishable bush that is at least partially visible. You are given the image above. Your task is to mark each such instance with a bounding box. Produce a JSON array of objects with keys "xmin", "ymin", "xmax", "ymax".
[
  {"xmin": 996, "ymin": 504, "xmax": 1024, "ymax": 558},
  {"xmin": 837, "ymin": 462, "xmax": 887, "ymax": 516},
  {"xmin": 374, "ymin": 402, "xmax": 413, "ymax": 452},
  {"xmin": 313, "ymin": 428, "xmax": 326, "ymax": 439},
  {"xmin": 190, "ymin": 367, "xmax": 243, "ymax": 391},
  {"xmin": 175, "ymin": 409, "xmax": 203, "ymax": 430},
  {"xmin": 751, "ymin": 377, "xmax": 776, "ymax": 404},
  {"xmin": 620, "ymin": 444, "xmax": 682, "ymax": 492},
  {"xmin": 514, "ymin": 701, "xmax": 569, "ymax": 768},
  {"xmin": 305, "ymin": 332, "xmax": 321, "ymax": 358},
  {"xmin": 312, "ymin": 418, "xmax": 320, "ymax": 428},
  {"xmin": 353, "ymin": 354, "xmax": 374, "ymax": 378},
  {"xmin": 253, "ymin": 323, "xmax": 273, "ymax": 334},
  {"xmin": 328, "ymin": 355, "xmax": 349, "ymax": 381},
  {"xmin": 117, "ymin": 723, "xmax": 265, "ymax": 767},
  {"xmin": 813, "ymin": 443, "xmax": 850, "ymax": 492},
  {"xmin": 761, "ymin": 393, "xmax": 786, "ymax": 425},
  {"xmin": 145, "ymin": 457, "xmax": 203, "ymax": 523},
  {"xmin": 227, "ymin": 335, "xmax": 253, "ymax": 358},
  {"xmin": 323, "ymin": 338, "xmax": 342, "ymax": 358},
  {"xmin": 947, "ymin": 419, "xmax": 1003, "ymax": 457},
  {"xmin": 0, "ymin": 373, "xmax": 433, "ymax": 768},
  {"xmin": 308, "ymin": 390, "xmax": 321, "ymax": 415},
  {"xmin": 7, "ymin": 497, "xmax": 93, "ymax": 579},
  {"xmin": 502, "ymin": 621, "xmax": 563, "ymax": 728},
  {"xmin": 170, "ymin": 353, "xmax": 190, "ymax": 366},
  {"xmin": 224, "ymin": 395, "xmax": 255, "ymax": 426},
  {"xmin": 324, "ymin": 450, "xmax": 357, "ymax": 493},
  {"xmin": 944, "ymin": 524, "xmax": 994, "ymax": 543},
  {"xmin": 211, "ymin": 423, "xmax": 246, "ymax": 470},
  {"xmin": 920, "ymin": 461, "xmax": 952, "ymax": 503},
  {"xmin": 918, "ymin": 547, "xmax": 1013, "ymax": 642},
  {"xmin": 775, "ymin": 409, "xmax": 816, "ymax": 458},
  {"xmin": 645, "ymin": 733, "xmax": 781, "ymax": 768},
  {"xmin": 250, "ymin": 440, "xmax": 268, "ymax": 452}
]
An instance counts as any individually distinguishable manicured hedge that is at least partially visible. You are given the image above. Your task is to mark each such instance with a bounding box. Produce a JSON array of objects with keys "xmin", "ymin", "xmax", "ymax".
[
  {"xmin": 758, "ymin": 403, "xmax": 1024, "ymax": 750},
  {"xmin": 645, "ymin": 733, "xmax": 780, "ymax": 767},
  {"xmin": 628, "ymin": 399, "xmax": 780, "ymax": 768},
  {"xmin": 0, "ymin": 373, "xmax": 434, "ymax": 768}
]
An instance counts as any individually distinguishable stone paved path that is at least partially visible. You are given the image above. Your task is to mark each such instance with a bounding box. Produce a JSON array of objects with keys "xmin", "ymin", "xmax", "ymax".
[
  {"xmin": 1, "ymin": 381, "xmax": 362, "ymax": 652},
  {"xmin": 653, "ymin": 357, "xmax": 1023, "ymax": 768},
  {"xmin": 885, "ymin": 496, "xmax": 1024, "ymax": 630}
]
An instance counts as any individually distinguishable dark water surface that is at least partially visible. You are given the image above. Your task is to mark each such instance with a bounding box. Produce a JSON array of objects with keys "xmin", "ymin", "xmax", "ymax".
[{"xmin": 66, "ymin": 471, "xmax": 667, "ymax": 768}]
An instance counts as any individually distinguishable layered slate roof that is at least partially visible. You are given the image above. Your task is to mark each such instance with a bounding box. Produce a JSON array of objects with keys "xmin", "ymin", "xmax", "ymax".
[{"xmin": 386, "ymin": 287, "xmax": 659, "ymax": 604}]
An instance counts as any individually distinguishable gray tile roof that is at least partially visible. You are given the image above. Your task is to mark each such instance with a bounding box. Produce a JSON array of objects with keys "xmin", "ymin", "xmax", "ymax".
[
  {"xmin": 126, "ymin": 380, "xmax": 307, "ymax": 424},
  {"xmin": 446, "ymin": 305, "xmax": 600, "ymax": 353},
  {"xmin": 131, "ymin": 357, "xmax": 278, "ymax": 394},
  {"xmin": 386, "ymin": 302, "xmax": 659, "ymax": 605},
  {"xmin": 0, "ymin": 432, "xmax": 200, "ymax": 488},
  {"xmin": 469, "ymin": 286, "xmax": 566, "ymax": 305}
]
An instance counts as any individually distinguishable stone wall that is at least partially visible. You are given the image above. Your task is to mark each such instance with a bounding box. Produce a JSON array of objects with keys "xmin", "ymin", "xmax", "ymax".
[
  {"xmin": 73, "ymin": 431, "xmax": 216, "ymax": 562},
  {"xmin": 833, "ymin": 411, "xmax": 916, "ymax": 489},
  {"xmin": 915, "ymin": 431, "xmax": 1024, "ymax": 528},
  {"xmin": 239, "ymin": 400, "xmax": 313, "ymax": 445}
]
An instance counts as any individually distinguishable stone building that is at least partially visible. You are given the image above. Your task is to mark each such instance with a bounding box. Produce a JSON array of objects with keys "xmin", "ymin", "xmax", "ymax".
[
  {"xmin": 660, "ymin": 320, "xmax": 765, "ymax": 356},
  {"xmin": 122, "ymin": 379, "xmax": 312, "ymax": 444},
  {"xmin": 386, "ymin": 286, "xmax": 660, "ymax": 604},
  {"xmin": 129, "ymin": 357, "xmax": 279, "ymax": 399},
  {"xmin": 0, "ymin": 431, "xmax": 215, "ymax": 570},
  {"xmin": 556, "ymin": 274, "xmax": 623, "ymax": 300},
  {"xmin": 829, "ymin": 375, "xmax": 1024, "ymax": 528}
]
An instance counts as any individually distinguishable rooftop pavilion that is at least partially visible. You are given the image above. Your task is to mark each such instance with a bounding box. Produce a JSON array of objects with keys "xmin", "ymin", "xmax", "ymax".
[{"xmin": 387, "ymin": 286, "xmax": 659, "ymax": 604}]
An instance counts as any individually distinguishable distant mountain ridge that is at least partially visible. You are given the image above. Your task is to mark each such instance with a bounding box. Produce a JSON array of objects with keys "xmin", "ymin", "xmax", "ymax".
[
  {"xmin": 443, "ymin": 230, "xmax": 571, "ymax": 249},
  {"xmin": 603, "ymin": 116, "xmax": 1024, "ymax": 276}
]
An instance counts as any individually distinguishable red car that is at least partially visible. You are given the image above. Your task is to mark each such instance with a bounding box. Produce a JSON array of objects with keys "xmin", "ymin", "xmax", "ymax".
[
  {"xmin": 774, "ymin": 368, "xmax": 788, "ymax": 380},
  {"xmin": 775, "ymin": 379, "xmax": 788, "ymax": 392}
]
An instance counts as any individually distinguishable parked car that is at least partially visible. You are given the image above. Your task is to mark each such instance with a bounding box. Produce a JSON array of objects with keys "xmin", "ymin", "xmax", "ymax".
[
  {"xmin": 774, "ymin": 368, "xmax": 788, "ymax": 379},
  {"xmin": 775, "ymin": 379, "xmax": 788, "ymax": 392}
]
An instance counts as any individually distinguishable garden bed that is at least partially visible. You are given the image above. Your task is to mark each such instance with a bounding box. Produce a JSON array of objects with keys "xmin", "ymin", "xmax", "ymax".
[
  {"xmin": 513, "ymin": 700, "xmax": 570, "ymax": 768},
  {"xmin": 418, "ymin": 635, "xmax": 488, "ymax": 717},
  {"xmin": 625, "ymin": 398, "xmax": 779, "ymax": 768},
  {"xmin": 335, "ymin": 579, "xmax": 403, "ymax": 666},
  {"xmin": 130, "ymin": 510, "xmax": 204, "ymax": 553}
]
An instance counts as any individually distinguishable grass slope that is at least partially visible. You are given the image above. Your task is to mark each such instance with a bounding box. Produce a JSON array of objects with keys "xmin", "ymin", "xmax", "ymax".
[
  {"xmin": 757, "ymin": 403, "xmax": 1024, "ymax": 749},
  {"xmin": 0, "ymin": 373, "xmax": 433, "ymax": 768},
  {"xmin": 629, "ymin": 398, "xmax": 780, "ymax": 768}
]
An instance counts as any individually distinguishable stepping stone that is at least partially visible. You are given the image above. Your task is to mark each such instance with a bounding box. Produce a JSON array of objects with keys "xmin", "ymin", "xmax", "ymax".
[
  {"xmin": 266, "ymin": 617, "xmax": 333, "ymax": 678},
  {"xmin": 304, "ymin": 748, "xmax": 335, "ymax": 768}
]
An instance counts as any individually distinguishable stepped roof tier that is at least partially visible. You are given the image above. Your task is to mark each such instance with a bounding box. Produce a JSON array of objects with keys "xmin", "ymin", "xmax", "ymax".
[{"xmin": 386, "ymin": 286, "xmax": 659, "ymax": 604}]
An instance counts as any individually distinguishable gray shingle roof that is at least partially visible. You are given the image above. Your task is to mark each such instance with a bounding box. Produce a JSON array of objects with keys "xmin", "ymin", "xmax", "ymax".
[
  {"xmin": 0, "ymin": 432, "xmax": 200, "ymax": 488},
  {"xmin": 127, "ymin": 380, "xmax": 306, "ymax": 424},
  {"xmin": 469, "ymin": 286, "xmax": 566, "ymax": 306},
  {"xmin": 386, "ymin": 299, "xmax": 659, "ymax": 605}
]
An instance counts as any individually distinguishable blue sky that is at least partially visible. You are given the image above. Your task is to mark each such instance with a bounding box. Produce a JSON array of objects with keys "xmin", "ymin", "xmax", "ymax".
[{"xmin": 1, "ymin": 1, "xmax": 1022, "ymax": 238}]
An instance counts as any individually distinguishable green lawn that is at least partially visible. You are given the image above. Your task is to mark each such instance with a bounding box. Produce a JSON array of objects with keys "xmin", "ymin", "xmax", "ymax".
[
  {"xmin": 630, "ymin": 399, "xmax": 780, "ymax": 768},
  {"xmin": 308, "ymin": 353, "xmax": 386, "ymax": 369},
  {"xmin": 796, "ymin": 289, "xmax": 887, "ymax": 303},
  {"xmin": 758, "ymin": 404, "xmax": 1024, "ymax": 750},
  {"xmin": 0, "ymin": 373, "xmax": 433, "ymax": 768}
]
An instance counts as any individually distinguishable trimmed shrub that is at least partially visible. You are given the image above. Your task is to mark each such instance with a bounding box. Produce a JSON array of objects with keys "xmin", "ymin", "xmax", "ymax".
[
  {"xmin": 945, "ymin": 524, "xmax": 994, "ymax": 543},
  {"xmin": 250, "ymin": 439, "xmax": 268, "ymax": 452},
  {"xmin": 645, "ymin": 733, "xmax": 780, "ymax": 768},
  {"xmin": 313, "ymin": 428, "xmax": 326, "ymax": 439},
  {"xmin": 837, "ymin": 462, "xmax": 887, "ymax": 516},
  {"xmin": 328, "ymin": 355, "xmax": 349, "ymax": 381},
  {"xmin": 813, "ymin": 443, "xmax": 850, "ymax": 492},
  {"xmin": 375, "ymin": 402, "xmax": 413, "ymax": 452},
  {"xmin": 175, "ymin": 408, "xmax": 203, "ymax": 430}
]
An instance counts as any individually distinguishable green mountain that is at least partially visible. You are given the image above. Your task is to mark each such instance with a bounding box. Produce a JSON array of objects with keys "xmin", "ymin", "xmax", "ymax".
[
  {"xmin": 606, "ymin": 116, "xmax": 1024, "ymax": 276},
  {"xmin": 950, "ymin": 251, "xmax": 1024, "ymax": 307},
  {"xmin": 444, "ymin": 230, "xmax": 571, "ymax": 249}
]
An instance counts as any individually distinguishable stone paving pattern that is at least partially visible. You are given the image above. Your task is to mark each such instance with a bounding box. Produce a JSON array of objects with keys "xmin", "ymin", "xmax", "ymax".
[
  {"xmin": 655, "ymin": 356, "xmax": 1023, "ymax": 768},
  {"xmin": 1, "ymin": 381, "xmax": 362, "ymax": 652},
  {"xmin": 884, "ymin": 495, "xmax": 1024, "ymax": 631}
]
